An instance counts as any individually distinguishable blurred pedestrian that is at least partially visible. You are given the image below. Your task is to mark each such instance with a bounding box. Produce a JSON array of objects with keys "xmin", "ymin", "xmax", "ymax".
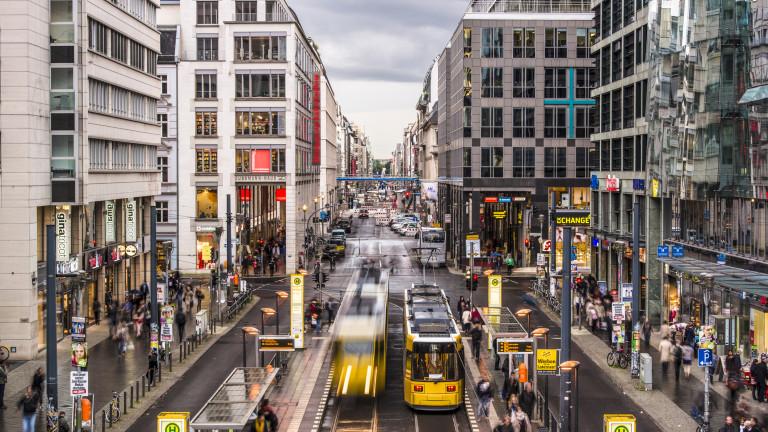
[
  {"xmin": 659, "ymin": 337, "xmax": 672, "ymax": 376},
  {"xmin": 175, "ymin": 307, "xmax": 187, "ymax": 343},
  {"xmin": 58, "ymin": 411, "xmax": 71, "ymax": 432},
  {"xmin": 93, "ymin": 299, "xmax": 101, "ymax": 325},
  {"xmin": 462, "ymin": 307, "xmax": 472, "ymax": 334},
  {"xmin": 512, "ymin": 409, "xmax": 533, "ymax": 432},
  {"xmin": 672, "ymin": 339, "xmax": 683, "ymax": 382},
  {"xmin": 642, "ymin": 318, "xmax": 652, "ymax": 351},
  {"xmin": 31, "ymin": 367, "xmax": 44, "ymax": 400},
  {"xmin": 753, "ymin": 356, "xmax": 768, "ymax": 403},
  {"xmin": 148, "ymin": 351, "xmax": 158, "ymax": 386},
  {"xmin": 682, "ymin": 343, "xmax": 694, "ymax": 378},
  {"xmin": 17, "ymin": 386, "xmax": 39, "ymax": 432},
  {"xmin": 493, "ymin": 415, "xmax": 514, "ymax": 432},
  {"xmin": 751, "ymin": 359, "xmax": 760, "ymax": 400},
  {"xmin": 519, "ymin": 382, "xmax": 536, "ymax": 421},
  {"xmin": 477, "ymin": 377, "xmax": 493, "ymax": 419},
  {"xmin": 719, "ymin": 415, "xmax": 738, "ymax": 432},
  {"xmin": 470, "ymin": 323, "xmax": 483, "ymax": 360}
]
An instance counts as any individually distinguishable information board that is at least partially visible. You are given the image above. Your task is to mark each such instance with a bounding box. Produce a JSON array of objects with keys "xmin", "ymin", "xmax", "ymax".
[
  {"xmin": 259, "ymin": 336, "xmax": 296, "ymax": 351},
  {"xmin": 536, "ymin": 349, "xmax": 560, "ymax": 375},
  {"xmin": 70, "ymin": 371, "xmax": 88, "ymax": 396},
  {"xmin": 465, "ymin": 234, "xmax": 480, "ymax": 258},
  {"xmin": 290, "ymin": 274, "xmax": 305, "ymax": 349},
  {"xmin": 496, "ymin": 339, "xmax": 534, "ymax": 354}
]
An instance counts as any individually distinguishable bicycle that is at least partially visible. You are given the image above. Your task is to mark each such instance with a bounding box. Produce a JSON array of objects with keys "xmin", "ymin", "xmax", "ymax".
[
  {"xmin": 106, "ymin": 391, "xmax": 121, "ymax": 423},
  {"xmin": 607, "ymin": 346, "xmax": 630, "ymax": 369},
  {"xmin": 46, "ymin": 396, "xmax": 59, "ymax": 431}
]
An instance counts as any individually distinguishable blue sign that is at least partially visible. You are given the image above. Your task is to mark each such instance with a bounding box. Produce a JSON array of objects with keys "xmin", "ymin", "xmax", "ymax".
[
  {"xmin": 632, "ymin": 179, "xmax": 646, "ymax": 191},
  {"xmin": 697, "ymin": 348, "xmax": 714, "ymax": 367},
  {"xmin": 319, "ymin": 211, "xmax": 329, "ymax": 222},
  {"xmin": 591, "ymin": 175, "xmax": 599, "ymax": 190},
  {"xmin": 717, "ymin": 253, "xmax": 726, "ymax": 265},
  {"xmin": 657, "ymin": 245, "xmax": 670, "ymax": 258},
  {"xmin": 672, "ymin": 245, "xmax": 685, "ymax": 258},
  {"xmin": 498, "ymin": 197, "xmax": 512, "ymax": 203},
  {"xmin": 592, "ymin": 237, "xmax": 600, "ymax": 248}
]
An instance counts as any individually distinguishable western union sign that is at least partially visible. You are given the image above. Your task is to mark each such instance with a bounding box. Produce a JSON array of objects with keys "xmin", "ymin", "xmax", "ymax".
[{"xmin": 554, "ymin": 210, "xmax": 591, "ymax": 227}]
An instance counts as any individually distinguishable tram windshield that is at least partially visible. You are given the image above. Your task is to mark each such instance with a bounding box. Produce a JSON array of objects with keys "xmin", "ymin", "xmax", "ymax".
[
  {"xmin": 410, "ymin": 342, "xmax": 458, "ymax": 381},
  {"xmin": 421, "ymin": 230, "xmax": 445, "ymax": 243}
]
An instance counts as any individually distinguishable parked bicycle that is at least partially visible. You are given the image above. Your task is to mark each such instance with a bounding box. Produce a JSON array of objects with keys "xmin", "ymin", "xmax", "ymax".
[
  {"xmin": 607, "ymin": 345, "xmax": 630, "ymax": 369},
  {"xmin": 106, "ymin": 391, "xmax": 121, "ymax": 423},
  {"xmin": 46, "ymin": 397, "xmax": 59, "ymax": 431}
]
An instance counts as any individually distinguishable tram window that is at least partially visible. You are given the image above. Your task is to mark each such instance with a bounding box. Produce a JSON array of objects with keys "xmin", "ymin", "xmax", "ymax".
[
  {"xmin": 421, "ymin": 231, "xmax": 445, "ymax": 243},
  {"xmin": 410, "ymin": 343, "xmax": 458, "ymax": 381},
  {"xmin": 344, "ymin": 341, "xmax": 373, "ymax": 354}
]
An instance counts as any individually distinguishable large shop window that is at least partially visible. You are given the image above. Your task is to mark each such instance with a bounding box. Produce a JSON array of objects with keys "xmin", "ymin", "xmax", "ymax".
[
  {"xmin": 195, "ymin": 149, "xmax": 218, "ymax": 173},
  {"xmin": 196, "ymin": 187, "xmax": 218, "ymax": 219},
  {"xmin": 234, "ymin": 35, "xmax": 287, "ymax": 61},
  {"xmin": 235, "ymin": 109, "xmax": 285, "ymax": 136},
  {"xmin": 196, "ymin": 233, "xmax": 217, "ymax": 269},
  {"xmin": 235, "ymin": 149, "xmax": 286, "ymax": 173}
]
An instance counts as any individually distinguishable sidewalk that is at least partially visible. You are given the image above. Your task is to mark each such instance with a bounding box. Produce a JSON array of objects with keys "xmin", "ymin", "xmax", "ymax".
[
  {"xmin": 0, "ymin": 301, "xmax": 202, "ymax": 431},
  {"xmin": 461, "ymin": 338, "xmax": 502, "ymax": 432}
]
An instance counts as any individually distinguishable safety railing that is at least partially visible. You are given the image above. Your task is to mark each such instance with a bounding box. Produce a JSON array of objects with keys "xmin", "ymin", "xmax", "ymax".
[
  {"xmin": 535, "ymin": 390, "xmax": 562, "ymax": 431},
  {"xmin": 468, "ymin": 0, "xmax": 591, "ymax": 13}
]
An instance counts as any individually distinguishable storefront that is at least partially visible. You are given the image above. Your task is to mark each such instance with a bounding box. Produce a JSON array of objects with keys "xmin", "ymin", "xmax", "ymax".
[
  {"xmin": 196, "ymin": 230, "xmax": 218, "ymax": 270},
  {"xmin": 234, "ymin": 175, "xmax": 287, "ymax": 274},
  {"xmin": 480, "ymin": 195, "xmax": 529, "ymax": 258}
]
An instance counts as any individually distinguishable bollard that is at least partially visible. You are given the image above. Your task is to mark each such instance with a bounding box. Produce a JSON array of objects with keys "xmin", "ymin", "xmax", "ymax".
[
  {"xmin": 168, "ymin": 352, "xmax": 172, "ymax": 373},
  {"xmin": 130, "ymin": 385, "xmax": 134, "ymax": 408},
  {"xmin": 103, "ymin": 409, "xmax": 108, "ymax": 429},
  {"xmin": 180, "ymin": 342, "xmax": 184, "ymax": 362},
  {"xmin": 135, "ymin": 380, "xmax": 139, "ymax": 402},
  {"xmin": 142, "ymin": 376, "xmax": 146, "ymax": 397},
  {"xmin": 123, "ymin": 390, "xmax": 127, "ymax": 414}
]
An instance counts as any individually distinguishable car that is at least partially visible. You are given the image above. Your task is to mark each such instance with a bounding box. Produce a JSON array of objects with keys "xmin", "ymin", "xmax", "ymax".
[
  {"xmin": 331, "ymin": 229, "xmax": 347, "ymax": 240},
  {"xmin": 334, "ymin": 220, "xmax": 352, "ymax": 233},
  {"xmin": 397, "ymin": 222, "xmax": 418, "ymax": 235},
  {"xmin": 358, "ymin": 209, "xmax": 369, "ymax": 218},
  {"xmin": 327, "ymin": 237, "xmax": 347, "ymax": 257},
  {"xmin": 403, "ymin": 226, "xmax": 419, "ymax": 237}
]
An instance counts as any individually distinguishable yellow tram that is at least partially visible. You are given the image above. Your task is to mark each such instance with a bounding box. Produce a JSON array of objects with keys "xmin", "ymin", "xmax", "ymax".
[
  {"xmin": 332, "ymin": 267, "xmax": 388, "ymax": 397},
  {"xmin": 403, "ymin": 284, "xmax": 464, "ymax": 410}
]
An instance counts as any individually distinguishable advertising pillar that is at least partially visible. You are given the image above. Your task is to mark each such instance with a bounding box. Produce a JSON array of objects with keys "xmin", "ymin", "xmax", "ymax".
[{"xmin": 290, "ymin": 274, "xmax": 305, "ymax": 349}]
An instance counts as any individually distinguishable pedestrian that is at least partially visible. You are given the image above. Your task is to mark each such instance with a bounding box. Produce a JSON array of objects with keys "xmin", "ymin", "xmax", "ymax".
[
  {"xmin": 501, "ymin": 371, "xmax": 519, "ymax": 403},
  {"xmin": 682, "ymin": 343, "xmax": 694, "ymax": 378},
  {"xmin": 725, "ymin": 350, "xmax": 743, "ymax": 377},
  {"xmin": 195, "ymin": 288, "xmax": 204, "ymax": 312},
  {"xmin": 462, "ymin": 307, "xmax": 472, "ymax": 334},
  {"xmin": 493, "ymin": 415, "xmax": 514, "ymax": 432},
  {"xmin": 519, "ymin": 382, "xmax": 536, "ymax": 421},
  {"xmin": 31, "ymin": 367, "xmax": 44, "ymax": 399},
  {"xmin": 93, "ymin": 299, "xmax": 101, "ymax": 325},
  {"xmin": 457, "ymin": 296, "xmax": 466, "ymax": 317},
  {"xmin": 17, "ymin": 386, "xmax": 39, "ymax": 432},
  {"xmin": 116, "ymin": 322, "xmax": 128, "ymax": 356},
  {"xmin": 175, "ymin": 307, "xmax": 187, "ymax": 343},
  {"xmin": 659, "ymin": 336, "xmax": 672, "ymax": 376},
  {"xmin": 258, "ymin": 399, "xmax": 278, "ymax": 431},
  {"xmin": 470, "ymin": 323, "xmax": 483, "ymax": 361},
  {"xmin": 751, "ymin": 359, "xmax": 760, "ymax": 400},
  {"xmin": 642, "ymin": 318, "xmax": 652, "ymax": 351},
  {"xmin": 476, "ymin": 377, "xmax": 493, "ymax": 419},
  {"xmin": 148, "ymin": 351, "xmax": 158, "ymax": 386},
  {"xmin": 512, "ymin": 409, "xmax": 533, "ymax": 432},
  {"xmin": 753, "ymin": 356, "xmax": 768, "ymax": 403},
  {"xmin": 505, "ymin": 253, "xmax": 514, "ymax": 275},
  {"xmin": 672, "ymin": 339, "xmax": 683, "ymax": 382},
  {"xmin": 268, "ymin": 257, "xmax": 276, "ymax": 277},
  {"xmin": 58, "ymin": 411, "xmax": 72, "ymax": 432},
  {"xmin": 660, "ymin": 320, "xmax": 670, "ymax": 340},
  {"xmin": 0, "ymin": 361, "xmax": 6, "ymax": 409},
  {"xmin": 133, "ymin": 303, "xmax": 145, "ymax": 337},
  {"xmin": 253, "ymin": 413, "xmax": 269, "ymax": 432},
  {"xmin": 471, "ymin": 306, "xmax": 482, "ymax": 324},
  {"xmin": 719, "ymin": 415, "xmax": 738, "ymax": 432}
]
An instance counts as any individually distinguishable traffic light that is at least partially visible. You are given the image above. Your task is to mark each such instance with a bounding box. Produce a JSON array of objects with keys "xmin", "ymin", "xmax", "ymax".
[
  {"xmin": 472, "ymin": 273, "xmax": 479, "ymax": 290},
  {"xmin": 524, "ymin": 238, "xmax": 530, "ymax": 249},
  {"xmin": 405, "ymin": 191, "xmax": 411, "ymax": 198},
  {"xmin": 465, "ymin": 269, "xmax": 471, "ymax": 290}
]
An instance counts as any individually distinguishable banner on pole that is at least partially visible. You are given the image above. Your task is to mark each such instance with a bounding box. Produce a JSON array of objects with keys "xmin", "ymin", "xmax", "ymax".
[{"xmin": 70, "ymin": 371, "xmax": 88, "ymax": 396}]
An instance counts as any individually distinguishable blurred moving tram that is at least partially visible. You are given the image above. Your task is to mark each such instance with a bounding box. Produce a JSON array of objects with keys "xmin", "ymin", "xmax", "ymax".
[
  {"xmin": 403, "ymin": 284, "xmax": 464, "ymax": 411},
  {"xmin": 332, "ymin": 267, "xmax": 388, "ymax": 398}
]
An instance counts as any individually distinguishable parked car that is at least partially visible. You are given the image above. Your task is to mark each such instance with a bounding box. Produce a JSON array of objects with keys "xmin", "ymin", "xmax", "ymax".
[
  {"xmin": 327, "ymin": 236, "xmax": 347, "ymax": 257},
  {"xmin": 334, "ymin": 219, "xmax": 352, "ymax": 233},
  {"xmin": 358, "ymin": 209, "xmax": 369, "ymax": 218},
  {"xmin": 331, "ymin": 229, "xmax": 347, "ymax": 240}
]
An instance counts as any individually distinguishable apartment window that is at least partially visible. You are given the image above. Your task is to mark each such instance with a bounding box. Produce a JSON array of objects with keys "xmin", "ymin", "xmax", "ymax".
[
  {"xmin": 195, "ymin": 111, "xmax": 218, "ymax": 136},
  {"xmin": 481, "ymin": 67, "xmax": 503, "ymax": 98},
  {"xmin": 157, "ymin": 113, "xmax": 168, "ymax": 138},
  {"xmin": 612, "ymin": 40, "xmax": 622, "ymax": 82},
  {"xmin": 129, "ymin": 40, "xmax": 145, "ymax": 71},
  {"xmin": 113, "ymin": 87, "xmax": 129, "ymax": 117},
  {"xmin": 611, "ymin": 90, "xmax": 622, "ymax": 130},
  {"xmin": 265, "ymin": 0, "xmax": 283, "ymax": 21},
  {"xmin": 235, "ymin": 110, "xmax": 285, "ymax": 136},
  {"xmin": 512, "ymin": 68, "xmax": 535, "ymax": 98},
  {"xmin": 544, "ymin": 108, "xmax": 567, "ymax": 138},
  {"xmin": 196, "ymin": 149, "xmax": 218, "ymax": 173},
  {"xmin": 157, "ymin": 156, "xmax": 168, "ymax": 182},
  {"xmin": 156, "ymin": 201, "xmax": 169, "ymax": 223},
  {"xmin": 196, "ymin": 73, "xmax": 217, "ymax": 98},
  {"xmin": 512, "ymin": 147, "xmax": 535, "ymax": 178},
  {"xmin": 512, "ymin": 28, "xmax": 535, "ymax": 58},
  {"xmin": 576, "ymin": 28, "xmax": 596, "ymax": 58},
  {"xmin": 234, "ymin": 149, "xmax": 250, "ymax": 172},
  {"xmin": 623, "ymin": 137, "xmax": 634, "ymax": 171},
  {"xmin": 235, "ymin": 1, "xmax": 258, "ymax": 22},
  {"xmin": 544, "ymin": 68, "xmax": 567, "ymax": 99},
  {"xmin": 575, "ymin": 107, "xmax": 595, "ymax": 138},
  {"xmin": 463, "ymin": 27, "xmax": 472, "ymax": 57},
  {"xmin": 464, "ymin": 67, "xmax": 472, "ymax": 106},
  {"xmin": 481, "ymin": 28, "xmax": 503, "ymax": 58},
  {"xmin": 89, "ymin": 139, "xmax": 109, "ymax": 170},
  {"xmin": 544, "ymin": 147, "xmax": 567, "ymax": 177},
  {"xmin": 512, "ymin": 108, "xmax": 535, "ymax": 138},
  {"xmin": 636, "ymin": 26, "xmax": 647, "ymax": 65},
  {"xmin": 111, "ymin": 32, "xmax": 128, "ymax": 63},
  {"xmin": 234, "ymin": 35, "xmax": 287, "ymax": 61},
  {"xmin": 88, "ymin": 19, "xmax": 107, "ymax": 54},
  {"xmin": 545, "ymin": 28, "xmax": 567, "ymax": 58},
  {"xmin": 197, "ymin": 1, "xmax": 218, "ymax": 24},
  {"xmin": 635, "ymin": 79, "xmax": 647, "ymax": 118},
  {"xmin": 576, "ymin": 148, "xmax": 589, "ymax": 177},
  {"xmin": 611, "ymin": 139, "xmax": 621, "ymax": 171},
  {"xmin": 623, "ymin": 33, "xmax": 635, "ymax": 77},
  {"xmin": 624, "ymin": 85, "xmax": 635, "ymax": 128},
  {"xmin": 235, "ymin": 72, "xmax": 285, "ymax": 98},
  {"xmin": 481, "ymin": 147, "xmax": 503, "ymax": 178},
  {"xmin": 196, "ymin": 187, "xmax": 218, "ymax": 219},
  {"xmin": 463, "ymin": 148, "xmax": 472, "ymax": 177},
  {"xmin": 89, "ymin": 80, "xmax": 109, "ymax": 113},
  {"xmin": 481, "ymin": 107, "xmax": 503, "ymax": 138},
  {"xmin": 575, "ymin": 68, "xmax": 596, "ymax": 99},
  {"xmin": 159, "ymin": 74, "xmax": 168, "ymax": 94},
  {"xmin": 197, "ymin": 37, "xmax": 218, "ymax": 60},
  {"xmin": 463, "ymin": 107, "xmax": 472, "ymax": 138}
]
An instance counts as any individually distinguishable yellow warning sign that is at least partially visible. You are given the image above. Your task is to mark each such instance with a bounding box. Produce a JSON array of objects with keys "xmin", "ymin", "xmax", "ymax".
[
  {"xmin": 536, "ymin": 349, "xmax": 559, "ymax": 375},
  {"xmin": 603, "ymin": 414, "xmax": 636, "ymax": 432},
  {"xmin": 157, "ymin": 412, "xmax": 189, "ymax": 432}
]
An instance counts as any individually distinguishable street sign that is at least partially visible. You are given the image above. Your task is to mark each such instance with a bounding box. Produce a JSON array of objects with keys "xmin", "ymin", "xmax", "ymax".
[
  {"xmin": 488, "ymin": 275, "xmax": 502, "ymax": 308},
  {"xmin": 621, "ymin": 283, "xmax": 633, "ymax": 302},
  {"xmin": 542, "ymin": 240, "xmax": 552, "ymax": 252},
  {"xmin": 536, "ymin": 253, "xmax": 546, "ymax": 266},
  {"xmin": 258, "ymin": 335, "xmax": 296, "ymax": 351},
  {"xmin": 70, "ymin": 371, "xmax": 88, "ymax": 396},
  {"xmin": 465, "ymin": 234, "xmax": 480, "ymax": 258},
  {"xmin": 698, "ymin": 348, "xmax": 714, "ymax": 367},
  {"xmin": 612, "ymin": 302, "xmax": 626, "ymax": 322},
  {"xmin": 444, "ymin": 213, "xmax": 452, "ymax": 224},
  {"xmin": 603, "ymin": 414, "xmax": 636, "ymax": 432},
  {"xmin": 554, "ymin": 209, "xmax": 591, "ymax": 227},
  {"xmin": 496, "ymin": 339, "xmax": 534, "ymax": 354},
  {"xmin": 157, "ymin": 412, "xmax": 189, "ymax": 432},
  {"xmin": 657, "ymin": 245, "xmax": 670, "ymax": 258},
  {"xmin": 717, "ymin": 253, "xmax": 726, "ymax": 265},
  {"xmin": 671, "ymin": 244, "xmax": 684, "ymax": 258},
  {"xmin": 536, "ymin": 349, "xmax": 560, "ymax": 375},
  {"xmin": 290, "ymin": 274, "xmax": 305, "ymax": 349}
]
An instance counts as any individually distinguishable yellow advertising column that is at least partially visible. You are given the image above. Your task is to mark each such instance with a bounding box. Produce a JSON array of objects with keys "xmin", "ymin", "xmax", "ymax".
[
  {"xmin": 488, "ymin": 274, "xmax": 502, "ymax": 348},
  {"xmin": 157, "ymin": 412, "xmax": 189, "ymax": 432},
  {"xmin": 290, "ymin": 274, "xmax": 305, "ymax": 349}
]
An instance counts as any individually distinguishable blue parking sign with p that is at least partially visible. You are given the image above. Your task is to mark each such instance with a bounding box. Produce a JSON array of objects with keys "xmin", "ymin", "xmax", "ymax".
[{"xmin": 698, "ymin": 348, "xmax": 714, "ymax": 367}]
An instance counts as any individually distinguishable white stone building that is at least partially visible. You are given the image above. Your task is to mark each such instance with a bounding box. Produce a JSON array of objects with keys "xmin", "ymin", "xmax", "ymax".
[{"xmin": 0, "ymin": 0, "xmax": 161, "ymax": 359}]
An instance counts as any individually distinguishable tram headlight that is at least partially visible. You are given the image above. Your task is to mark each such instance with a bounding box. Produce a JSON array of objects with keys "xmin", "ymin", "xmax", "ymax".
[{"xmin": 446, "ymin": 385, "xmax": 457, "ymax": 392}]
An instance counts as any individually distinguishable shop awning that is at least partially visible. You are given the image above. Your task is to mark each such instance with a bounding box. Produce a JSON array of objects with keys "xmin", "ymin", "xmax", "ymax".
[
  {"xmin": 660, "ymin": 256, "xmax": 768, "ymax": 294},
  {"xmin": 739, "ymin": 84, "xmax": 768, "ymax": 105}
]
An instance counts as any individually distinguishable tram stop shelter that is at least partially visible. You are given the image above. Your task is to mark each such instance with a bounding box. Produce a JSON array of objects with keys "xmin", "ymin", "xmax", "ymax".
[
  {"xmin": 477, "ymin": 306, "xmax": 536, "ymax": 380},
  {"xmin": 190, "ymin": 367, "xmax": 279, "ymax": 431}
]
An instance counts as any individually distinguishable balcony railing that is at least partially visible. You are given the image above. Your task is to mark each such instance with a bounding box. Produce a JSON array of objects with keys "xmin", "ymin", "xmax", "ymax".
[
  {"xmin": 235, "ymin": 12, "xmax": 258, "ymax": 22},
  {"xmin": 469, "ymin": 0, "xmax": 592, "ymax": 14}
]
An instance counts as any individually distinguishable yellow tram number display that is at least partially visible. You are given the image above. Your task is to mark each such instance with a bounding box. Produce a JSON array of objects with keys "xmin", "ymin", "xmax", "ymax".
[
  {"xmin": 496, "ymin": 339, "xmax": 533, "ymax": 354},
  {"xmin": 603, "ymin": 414, "xmax": 636, "ymax": 432}
]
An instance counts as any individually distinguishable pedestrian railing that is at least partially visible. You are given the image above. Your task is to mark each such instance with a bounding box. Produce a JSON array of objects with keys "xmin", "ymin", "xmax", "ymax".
[
  {"xmin": 224, "ymin": 289, "xmax": 254, "ymax": 322},
  {"xmin": 535, "ymin": 389, "xmax": 561, "ymax": 432}
]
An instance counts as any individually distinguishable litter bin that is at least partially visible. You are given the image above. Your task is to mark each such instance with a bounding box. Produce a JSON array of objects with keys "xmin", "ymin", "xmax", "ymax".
[{"xmin": 639, "ymin": 352, "xmax": 652, "ymax": 390}]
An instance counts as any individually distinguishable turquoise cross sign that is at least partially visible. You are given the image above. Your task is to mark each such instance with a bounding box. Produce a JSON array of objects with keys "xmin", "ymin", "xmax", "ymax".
[{"xmin": 543, "ymin": 67, "xmax": 596, "ymax": 138}]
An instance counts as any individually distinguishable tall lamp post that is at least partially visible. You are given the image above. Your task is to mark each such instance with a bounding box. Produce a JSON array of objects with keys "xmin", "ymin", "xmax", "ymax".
[
  {"xmin": 532, "ymin": 327, "xmax": 551, "ymax": 427},
  {"xmin": 240, "ymin": 326, "xmax": 259, "ymax": 367},
  {"xmin": 516, "ymin": 308, "xmax": 533, "ymax": 333},
  {"xmin": 274, "ymin": 291, "xmax": 288, "ymax": 334},
  {"xmin": 301, "ymin": 204, "xmax": 308, "ymax": 270},
  {"xmin": 559, "ymin": 360, "xmax": 581, "ymax": 432},
  {"xmin": 260, "ymin": 307, "xmax": 276, "ymax": 366}
]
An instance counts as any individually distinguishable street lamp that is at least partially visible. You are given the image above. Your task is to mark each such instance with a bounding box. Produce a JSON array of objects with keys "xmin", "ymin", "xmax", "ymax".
[
  {"xmin": 516, "ymin": 308, "xmax": 533, "ymax": 333},
  {"xmin": 260, "ymin": 308, "xmax": 276, "ymax": 366},
  {"xmin": 240, "ymin": 326, "xmax": 259, "ymax": 368},
  {"xmin": 559, "ymin": 360, "xmax": 581, "ymax": 432},
  {"xmin": 275, "ymin": 291, "xmax": 288, "ymax": 334},
  {"xmin": 532, "ymin": 327, "xmax": 550, "ymax": 427}
]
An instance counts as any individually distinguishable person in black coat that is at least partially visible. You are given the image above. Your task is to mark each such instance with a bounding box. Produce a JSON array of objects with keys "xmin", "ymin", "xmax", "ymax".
[
  {"xmin": 518, "ymin": 382, "xmax": 536, "ymax": 421},
  {"xmin": 753, "ymin": 357, "xmax": 768, "ymax": 403},
  {"xmin": 470, "ymin": 323, "xmax": 483, "ymax": 360}
]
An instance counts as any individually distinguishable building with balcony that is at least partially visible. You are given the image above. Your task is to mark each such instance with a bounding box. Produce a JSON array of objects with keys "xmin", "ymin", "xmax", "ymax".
[
  {"xmin": 159, "ymin": 0, "xmax": 338, "ymax": 276},
  {"xmin": 436, "ymin": 0, "xmax": 595, "ymax": 267},
  {"xmin": 0, "ymin": 0, "xmax": 161, "ymax": 359}
]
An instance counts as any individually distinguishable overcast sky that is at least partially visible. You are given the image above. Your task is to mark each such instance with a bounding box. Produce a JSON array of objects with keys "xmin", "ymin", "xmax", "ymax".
[{"xmin": 288, "ymin": 0, "xmax": 469, "ymax": 159}]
